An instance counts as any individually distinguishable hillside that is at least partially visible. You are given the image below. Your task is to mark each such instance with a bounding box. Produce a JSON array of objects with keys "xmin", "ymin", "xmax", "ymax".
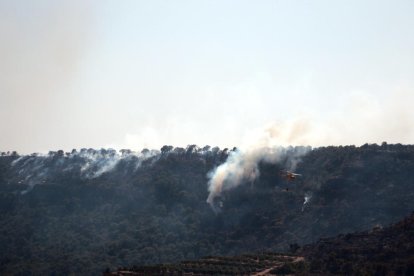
[
  {"xmin": 106, "ymin": 212, "xmax": 414, "ymax": 275},
  {"xmin": 0, "ymin": 143, "xmax": 414, "ymax": 274},
  {"xmin": 298, "ymin": 211, "xmax": 414, "ymax": 275}
]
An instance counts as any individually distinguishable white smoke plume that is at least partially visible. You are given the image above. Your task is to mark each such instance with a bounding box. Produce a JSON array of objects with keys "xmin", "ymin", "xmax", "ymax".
[
  {"xmin": 206, "ymin": 120, "xmax": 313, "ymax": 209},
  {"xmin": 302, "ymin": 192, "xmax": 312, "ymax": 212},
  {"xmin": 10, "ymin": 148, "xmax": 161, "ymax": 194}
]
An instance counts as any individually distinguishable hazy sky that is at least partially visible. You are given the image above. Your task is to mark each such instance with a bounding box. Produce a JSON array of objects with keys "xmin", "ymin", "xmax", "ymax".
[{"xmin": 1, "ymin": 0, "xmax": 414, "ymax": 153}]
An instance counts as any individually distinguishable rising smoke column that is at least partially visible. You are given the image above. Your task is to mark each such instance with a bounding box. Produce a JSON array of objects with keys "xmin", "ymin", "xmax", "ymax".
[
  {"xmin": 206, "ymin": 120, "xmax": 313, "ymax": 210},
  {"xmin": 206, "ymin": 147, "xmax": 279, "ymax": 207},
  {"xmin": 302, "ymin": 192, "xmax": 312, "ymax": 212},
  {"xmin": 9, "ymin": 148, "xmax": 161, "ymax": 194}
]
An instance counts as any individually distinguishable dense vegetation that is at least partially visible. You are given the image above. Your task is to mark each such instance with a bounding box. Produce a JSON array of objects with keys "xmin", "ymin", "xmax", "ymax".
[
  {"xmin": 299, "ymin": 211, "xmax": 414, "ymax": 275},
  {"xmin": 108, "ymin": 212, "xmax": 414, "ymax": 275},
  {"xmin": 0, "ymin": 143, "xmax": 414, "ymax": 274}
]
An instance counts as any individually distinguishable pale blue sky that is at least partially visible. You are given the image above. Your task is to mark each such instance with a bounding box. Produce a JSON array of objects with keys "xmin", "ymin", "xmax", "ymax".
[{"xmin": 1, "ymin": 0, "xmax": 414, "ymax": 153}]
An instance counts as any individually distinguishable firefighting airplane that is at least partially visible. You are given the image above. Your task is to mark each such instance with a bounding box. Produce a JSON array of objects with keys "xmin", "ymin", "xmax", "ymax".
[{"xmin": 279, "ymin": 170, "xmax": 302, "ymax": 181}]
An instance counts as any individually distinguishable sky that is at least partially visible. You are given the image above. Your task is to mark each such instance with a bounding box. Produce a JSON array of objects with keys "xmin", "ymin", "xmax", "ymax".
[{"xmin": 1, "ymin": 0, "xmax": 414, "ymax": 153}]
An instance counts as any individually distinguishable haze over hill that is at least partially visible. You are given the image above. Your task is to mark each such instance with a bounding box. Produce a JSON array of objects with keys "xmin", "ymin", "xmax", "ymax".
[
  {"xmin": 1, "ymin": 1, "xmax": 414, "ymax": 275},
  {"xmin": 1, "ymin": 143, "xmax": 414, "ymax": 274},
  {"xmin": 1, "ymin": 0, "xmax": 414, "ymax": 153}
]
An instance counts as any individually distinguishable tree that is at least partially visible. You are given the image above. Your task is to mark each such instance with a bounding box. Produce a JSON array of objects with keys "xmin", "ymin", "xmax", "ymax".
[{"xmin": 161, "ymin": 145, "xmax": 173, "ymax": 154}]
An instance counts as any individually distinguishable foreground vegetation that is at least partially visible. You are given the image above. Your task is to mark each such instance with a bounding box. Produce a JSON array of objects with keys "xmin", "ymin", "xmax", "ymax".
[{"xmin": 108, "ymin": 212, "xmax": 414, "ymax": 275}]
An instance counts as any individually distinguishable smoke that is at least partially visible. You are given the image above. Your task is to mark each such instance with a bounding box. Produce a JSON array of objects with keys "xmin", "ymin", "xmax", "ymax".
[
  {"xmin": 0, "ymin": 1, "xmax": 97, "ymax": 153},
  {"xmin": 72, "ymin": 149, "xmax": 160, "ymax": 179},
  {"xmin": 302, "ymin": 192, "xmax": 312, "ymax": 212},
  {"xmin": 9, "ymin": 148, "xmax": 161, "ymax": 193},
  {"xmin": 11, "ymin": 154, "xmax": 50, "ymax": 194},
  {"xmin": 206, "ymin": 120, "xmax": 312, "ymax": 209}
]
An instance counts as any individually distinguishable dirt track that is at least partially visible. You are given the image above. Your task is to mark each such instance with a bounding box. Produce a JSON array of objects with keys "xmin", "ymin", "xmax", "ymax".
[{"xmin": 252, "ymin": 256, "xmax": 304, "ymax": 276}]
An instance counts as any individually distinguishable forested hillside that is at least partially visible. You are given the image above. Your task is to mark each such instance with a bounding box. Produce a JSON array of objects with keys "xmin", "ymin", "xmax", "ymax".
[
  {"xmin": 0, "ymin": 143, "xmax": 413, "ymax": 274},
  {"xmin": 108, "ymin": 211, "xmax": 414, "ymax": 275}
]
